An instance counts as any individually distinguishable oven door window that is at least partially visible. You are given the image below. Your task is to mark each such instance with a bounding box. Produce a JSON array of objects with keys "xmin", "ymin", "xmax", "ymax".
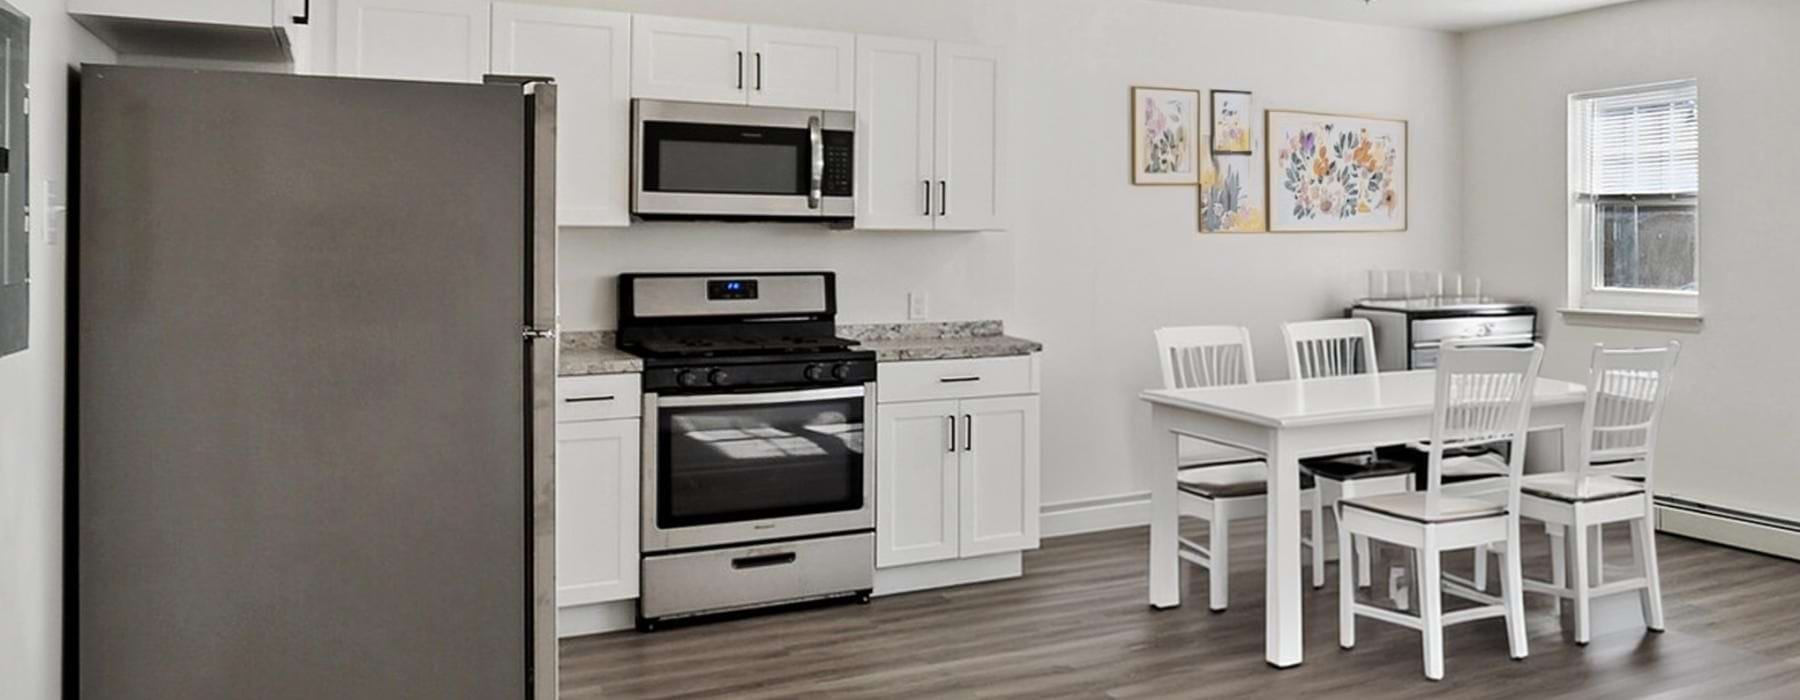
[
  {"xmin": 641, "ymin": 121, "xmax": 810, "ymax": 195},
  {"xmin": 657, "ymin": 395, "xmax": 863, "ymax": 528}
]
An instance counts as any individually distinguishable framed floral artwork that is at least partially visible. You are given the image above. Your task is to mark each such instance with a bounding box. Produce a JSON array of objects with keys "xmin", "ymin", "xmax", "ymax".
[
  {"xmin": 1200, "ymin": 136, "xmax": 1266, "ymax": 233},
  {"xmin": 1266, "ymin": 110, "xmax": 1408, "ymax": 232},
  {"xmin": 1131, "ymin": 86, "xmax": 1200, "ymax": 185},
  {"xmin": 1210, "ymin": 90, "xmax": 1254, "ymax": 155}
]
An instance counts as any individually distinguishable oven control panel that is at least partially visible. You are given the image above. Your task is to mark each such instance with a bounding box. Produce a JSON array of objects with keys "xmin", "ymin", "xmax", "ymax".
[{"xmin": 644, "ymin": 357, "xmax": 877, "ymax": 393}]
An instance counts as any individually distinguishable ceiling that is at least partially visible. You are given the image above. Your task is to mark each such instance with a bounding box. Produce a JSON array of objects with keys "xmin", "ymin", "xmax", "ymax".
[{"xmin": 1153, "ymin": 0, "xmax": 1644, "ymax": 32}]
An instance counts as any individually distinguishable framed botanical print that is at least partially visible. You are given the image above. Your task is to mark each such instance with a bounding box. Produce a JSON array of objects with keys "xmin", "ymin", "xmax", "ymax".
[
  {"xmin": 1265, "ymin": 110, "xmax": 1408, "ymax": 232},
  {"xmin": 1209, "ymin": 89, "xmax": 1254, "ymax": 155},
  {"xmin": 1200, "ymin": 140, "xmax": 1267, "ymax": 233},
  {"xmin": 1131, "ymin": 86, "xmax": 1200, "ymax": 185}
]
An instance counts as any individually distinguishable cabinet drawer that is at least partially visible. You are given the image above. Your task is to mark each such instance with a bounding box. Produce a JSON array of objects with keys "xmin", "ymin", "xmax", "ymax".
[
  {"xmin": 557, "ymin": 374, "xmax": 642, "ymax": 422},
  {"xmin": 877, "ymin": 355, "xmax": 1035, "ymax": 403}
]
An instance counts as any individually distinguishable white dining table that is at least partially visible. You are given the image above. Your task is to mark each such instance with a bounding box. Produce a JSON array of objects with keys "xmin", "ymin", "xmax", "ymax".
[{"xmin": 1140, "ymin": 369, "xmax": 1588, "ymax": 668}]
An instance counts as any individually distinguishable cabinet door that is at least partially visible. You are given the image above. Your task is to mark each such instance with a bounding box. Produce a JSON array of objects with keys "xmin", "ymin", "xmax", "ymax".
[
  {"xmin": 853, "ymin": 36, "xmax": 935, "ymax": 231},
  {"xmin": 335, "ymin": 0, "xmax": 489, "ymax": 82},
  {"xmin": 630, "ymin": 15, "xmax": 747, "ymax": 104},
  {"xmin": 876, "ymin": 399, "xmax": 961, "ymax": 568},
  {"xmin": 555, "ymin": 418, "xmax": 641, "ymax": 607},
  {"xmin": 747, "ymin": 25, "xmax": 854, "ymax": 110},
  {"xmin": 957, "ymin": 395, "xmax": 1039, "ymax": 557},
  {"xmin": 933, "ymin": 42, "xmax": 1006, "ymax": 231},
  {"xmin": 492, "ymin": 3, "xmax": 632, "ymax": 227}
]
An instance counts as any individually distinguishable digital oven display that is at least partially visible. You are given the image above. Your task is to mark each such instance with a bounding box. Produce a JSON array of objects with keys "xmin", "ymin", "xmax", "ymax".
[{"xmin": 707, "ymin": 279, "xmax": 759, "ymax": 301}]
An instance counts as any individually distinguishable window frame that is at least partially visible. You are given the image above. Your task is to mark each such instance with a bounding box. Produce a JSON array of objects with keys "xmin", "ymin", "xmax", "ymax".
[{"xmin": 1566, "ymin": 79, "xmax": 1701, "ymax": 317}]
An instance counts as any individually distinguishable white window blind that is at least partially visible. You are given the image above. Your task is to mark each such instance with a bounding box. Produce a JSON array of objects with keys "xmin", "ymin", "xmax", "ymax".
[{"xmin": 1573, "ymin": 81, "xmax": 1698, "ymax": 197}]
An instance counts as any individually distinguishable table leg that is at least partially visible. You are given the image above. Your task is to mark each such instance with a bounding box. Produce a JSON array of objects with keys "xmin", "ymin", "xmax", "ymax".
[
  {"xmin": 1148, "ymin": 407, "xmax": 1181, "ymax": 609},
  {"xmin": 1266, "ymin": 433, "xmax": 1304, "ymax": 668}
]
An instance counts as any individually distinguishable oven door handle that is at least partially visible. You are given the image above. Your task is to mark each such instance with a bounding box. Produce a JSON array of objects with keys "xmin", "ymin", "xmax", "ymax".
[{"xmin": 655, "ymin": 385, "xmax": 865, "ymax": 408}]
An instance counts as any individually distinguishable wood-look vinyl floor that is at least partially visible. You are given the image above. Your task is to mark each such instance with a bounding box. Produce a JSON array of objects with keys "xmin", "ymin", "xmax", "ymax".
[{"xmin": 559, "ymin": 521, "xmax": 1800, "ymax": 698}]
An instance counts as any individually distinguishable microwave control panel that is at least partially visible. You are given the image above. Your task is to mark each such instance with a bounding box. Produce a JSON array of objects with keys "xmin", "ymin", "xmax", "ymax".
[{"xmin": 823, "ymin": 130, "xmax": 854, "ymax": 197}]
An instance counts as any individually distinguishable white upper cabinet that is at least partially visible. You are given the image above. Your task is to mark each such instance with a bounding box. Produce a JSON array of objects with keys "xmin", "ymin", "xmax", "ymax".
[
  {"xmin": 957, "ymin": 395, "xmax": 1040, "ymax": 557},
  {"xmin": 630, "ymin": 15, "xmax": 748, "ymax": 104},
  {"xmin": 747, "ymin": 25, "xmax": 855, "ymax": 110},
  {"xmin": 933, "ymin": 43, "xmax": 1006, "ymax": 232},
  {"xmin": 854, "ymin": 38, "xmax": 1006, "ymax": 232},
  {"xmin": 492, "ymin": 3, "xmax": 632, "ymax": 228},
  {"xmin": 854, "ymin": 36, "xmax": 935, "ymax": 231},
  {"xmin": 336, "ymin": 0, "xmax": 490, "ymax": 82}
]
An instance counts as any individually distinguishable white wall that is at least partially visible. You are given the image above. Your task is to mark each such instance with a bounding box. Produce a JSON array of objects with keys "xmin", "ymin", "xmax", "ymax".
[
  {"xmin": 541, "ymin": 0, "xmax": 1021, "ymax": 329},
  {"xmin": 1012, "ymin": 0, "xmax": 1463, "ymax": 508},
  {"xmin": 0, "ymin": 3, "xmax": 115, "ymax": 698},
  {"xmin": 1460, "ymin": 0, "xmax": 1800, "ymax": 522}
]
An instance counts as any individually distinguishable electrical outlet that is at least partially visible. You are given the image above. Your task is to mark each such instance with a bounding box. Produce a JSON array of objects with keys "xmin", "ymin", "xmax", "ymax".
[{"xmin": 907, "ymin": 292, "xmax": 930, "ymax": 320}]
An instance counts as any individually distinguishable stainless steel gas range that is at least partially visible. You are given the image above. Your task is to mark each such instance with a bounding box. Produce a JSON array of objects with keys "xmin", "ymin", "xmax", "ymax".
[{"xmin": 617, "ymin": 272, "xmax": 876, "ymax": 630}]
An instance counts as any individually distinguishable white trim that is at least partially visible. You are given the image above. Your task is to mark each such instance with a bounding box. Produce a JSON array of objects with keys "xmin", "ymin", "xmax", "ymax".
[
  {"xmin": 557, "ymin": 599, "xmax": 637, "ymax": 638},
  {"xmin": 873, "ymin": 552, "xmax": 1022, "ymax": 596},
  {"xmin": 1659, "ymin": 506, "xmax": 1800, "ymax": 562},
  {"xmin": 1040, "ymin": 491, "xmax": 1150, "ymax": 537},
  {"xmin": 1557, "ymin": 307, "xmax": 1704, "ymax": 332}
]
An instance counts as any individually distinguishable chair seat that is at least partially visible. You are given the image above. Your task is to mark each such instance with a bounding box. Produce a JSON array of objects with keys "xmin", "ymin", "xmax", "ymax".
[
  {"xmin": 1340, "ymin": 492, "xmax": 1507, "ymax": 523},
  {"xmin": 1302, "ymin": 453, "xmax": 1414, "ymax": 481},
  {"xmin": 1178, "ymin": 436, "xmax": 1261, "ymax": 468},
  {"xmin": 1178, "ymin": 462, "xmax": 1315, "ymax": 499},
  {"xmin": 1519, "ymin": 473, "xmax": 1645, "ymax": 503}
]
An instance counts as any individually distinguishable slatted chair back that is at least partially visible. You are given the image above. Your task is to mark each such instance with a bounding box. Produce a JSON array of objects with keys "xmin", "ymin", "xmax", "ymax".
[
  {"xmin": 1155, "ymin": 326, "xmax": 1257, "ymax": 390},
  {"xmin": 1282, "ymin": 318, "xmax": 1379, "ymax": 381},
  {"xmin": 1580, "ymin": 342, "xmax": 1681, "ymax": 492},
  {"xmin": 1425, "ymin": 341, "xmax": 1545, "ymax": 520}
]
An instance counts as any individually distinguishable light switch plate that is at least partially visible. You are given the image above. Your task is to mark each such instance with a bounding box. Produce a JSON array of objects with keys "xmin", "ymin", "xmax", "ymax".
[{"xmin": 907, "ymin": 291, "xmax": 929, "ymax": 320}]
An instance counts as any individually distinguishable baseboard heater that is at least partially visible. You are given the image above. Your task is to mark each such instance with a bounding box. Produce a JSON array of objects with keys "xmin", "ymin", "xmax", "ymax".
[{"xmin": 1657, "ymin": 496, "xmax": 1800, "ymax": 563}]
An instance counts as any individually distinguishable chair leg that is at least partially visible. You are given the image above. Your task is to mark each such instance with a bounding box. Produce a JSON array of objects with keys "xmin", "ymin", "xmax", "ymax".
[
  {"xmin": 1632, "ymin": 516, "xmax": 1666, "ymax": 632},
  {"xmin": 1356, "ymin": 535, "xmax": 1373, "ymax": 588},
  {"xmin": 1591, "ymin": 524, "xmax": 1606, "ymax": 586},
  {"xmin": 1311, "ymin": 498, "xmax": 1327, "ymax": 589},
  {"xmin": 1473, "ymin": 544, "xmax": 1489, "ymax": 592},
  {"xmin": 1209, "ymin": 516, "xmax": 1230, "ymax": 612},
  {"xmin": 1339, "ymin": 507, "xmax": 1356, "ymax": 650},
  {"xmin": 1502, "ymin": 531, "xmax": 1528, "ymax": 660},
  {"xmin": 1571, "ymin": 519, "xmax": 1592, "ymax": 645},
  {"xmin": 1549, "ymin": 525, "xmax": 1566, "ymax": 619},
  {"xmin": 1420, "ymin": 537, "xmax": 1445, "ymax": 681}
]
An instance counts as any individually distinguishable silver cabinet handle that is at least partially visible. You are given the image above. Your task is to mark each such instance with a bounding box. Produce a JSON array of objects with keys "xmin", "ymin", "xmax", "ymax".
[
  {"xmin": 922, "ymin": 180, "xmax": 932, "ymax": 216},
  {"xmin": 963, "ymin": 414, "xmax": 973, "ymax": 452},
  {"xmin": 808, "ymin": 115, "xmax": 823, "ymax": 210},
  {"xmin": 939, "ymin": 180, "xmax": 947, "ymax": 216},
  {"xmin": 755, "ymin": 52, "xmax": 763, "ymax": 90},
  {"xmin": 736, "ymin": 51, "xmax": 744, "ymax": 89},
  {"xmin": 947, "ymin": 415, "xmax": 957, "ymax": 453}
]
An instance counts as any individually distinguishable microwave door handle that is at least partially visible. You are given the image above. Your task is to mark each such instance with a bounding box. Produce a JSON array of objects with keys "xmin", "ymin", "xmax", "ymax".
[{"xmin": 808, "ymin": 115, "xmax": 824, "ymax": 210}]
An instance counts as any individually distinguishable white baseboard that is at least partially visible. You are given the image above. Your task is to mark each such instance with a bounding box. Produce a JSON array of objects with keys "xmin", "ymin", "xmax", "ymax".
[
  {"xmin": 558, "ymin": 599, "xmax": 637, "ymax": 638},
  {"xmin": 1659, "ymin": 503, "xmax": 1800, "ymax": 562},
  {"xmin": 1040, "ymin": 491, "xmax": 1150, "ymax": 537},
  {"xmin": 873, "ymin": 552, "xmax": 1021, "ymax": 596}
]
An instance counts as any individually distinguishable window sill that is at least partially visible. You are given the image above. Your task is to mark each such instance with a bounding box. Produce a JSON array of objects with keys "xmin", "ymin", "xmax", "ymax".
[{"xmin": 1557, "ymin": 308, "xmax": 1704, "ymax": 333}]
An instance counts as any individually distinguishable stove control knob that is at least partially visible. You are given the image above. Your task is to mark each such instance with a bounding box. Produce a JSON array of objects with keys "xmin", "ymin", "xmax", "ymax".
[
  {"xmin": 677, "ymin": 370, "xmax": 705, "ymax": 388},
  {"xmin": 803, "ymin": 363, "xmax": 829, "ymax": 382},
  {"xmin": 708, "ymin": 369, "xmax": 733, "ymax": 386},
  {"xmin": 831, "ymin": 363, "xmax": 853, "ymax": 381}
]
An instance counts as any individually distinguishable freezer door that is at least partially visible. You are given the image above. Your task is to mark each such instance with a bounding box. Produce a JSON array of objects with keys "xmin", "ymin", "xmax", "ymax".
[{"xmin": 76, "ymin": 66, "xmax": 533, "ymax": 699}]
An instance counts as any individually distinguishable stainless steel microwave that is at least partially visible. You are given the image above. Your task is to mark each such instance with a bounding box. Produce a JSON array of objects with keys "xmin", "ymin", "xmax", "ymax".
[{"xmin": 631, "ymin": 99, "xmax": 854, "ymax": 221}]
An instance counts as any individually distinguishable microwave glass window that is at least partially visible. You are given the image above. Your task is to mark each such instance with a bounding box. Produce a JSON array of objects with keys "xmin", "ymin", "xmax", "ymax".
[{"xmin": 657, "ymin": 140, "xmax": 801, "ymax": 194}]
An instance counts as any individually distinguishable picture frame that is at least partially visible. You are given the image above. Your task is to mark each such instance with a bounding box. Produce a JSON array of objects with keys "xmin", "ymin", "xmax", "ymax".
[
  {"xmin": 1264, "ymin": 109, "xmax": 1409, "ymax": 232},
  {"xmin": 1209, "ymin": 89, "xmax": 1254, "ymax": 155},
  {"xmin": 1130, "ymin": 86, "xmax": 1201, "ymax": 185}
]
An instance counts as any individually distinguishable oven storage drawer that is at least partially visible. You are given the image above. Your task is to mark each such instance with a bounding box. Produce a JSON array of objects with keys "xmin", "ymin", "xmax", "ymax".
[
  {"xmin": 639, "ymin": 532, "xmax": 874, "ymax": 619},
  {"xmin": 558, "ymin": 374, "xmax": 643, "ymax": 422},
  {"xmin": 877, "ymin": 355, "xmax": 1037, "ymax": 403},
  {"xmin": 1410, "ymin": 315, "xmax": 1535, "ymax": 346}
]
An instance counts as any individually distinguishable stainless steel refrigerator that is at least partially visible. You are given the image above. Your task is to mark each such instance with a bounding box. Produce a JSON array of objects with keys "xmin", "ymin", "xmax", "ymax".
[{"xmin": 73, "ymin": 65, "xmax": 557, "ymax": 699}]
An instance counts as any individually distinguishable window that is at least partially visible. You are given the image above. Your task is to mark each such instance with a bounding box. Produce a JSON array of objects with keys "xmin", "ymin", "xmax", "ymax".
[{"xmin": 1568, "ymin": 80, "xmax": 1699, "ymax": 315}]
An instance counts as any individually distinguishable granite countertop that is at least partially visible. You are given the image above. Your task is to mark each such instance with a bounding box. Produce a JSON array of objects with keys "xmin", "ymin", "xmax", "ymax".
[
  {"xmin": 558, "ymin": 331, "xmax": 643, "ymax": 376},
  {"xmin": 556, "ymin": 321, "xmax": 1043, "ymax": 377},
  {"xmin": 844, "ymin": 321, "xmax": 1044, "ymax": 362}
]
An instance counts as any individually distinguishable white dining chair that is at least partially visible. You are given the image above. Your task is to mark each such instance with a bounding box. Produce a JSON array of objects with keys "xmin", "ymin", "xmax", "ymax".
[
  {"xmin": 1155, "ymin": 325, "xmax": 1321, "ymax": 611},
  {"xmin": 1520, "ymin": 342, "xmax": 1680, "ymax": 645},
  {"xmin": 1337, "ymin": 341, "xmax": 1543, "ymax": 681},
  {"xmin": 1283, "ymin": 318, "xmax": 1415, "ymax": 589}
]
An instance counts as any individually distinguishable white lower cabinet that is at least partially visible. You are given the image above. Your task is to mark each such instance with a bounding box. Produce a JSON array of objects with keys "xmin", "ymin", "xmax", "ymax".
[
  {"xmin": 875, "ymin": 356, "xmax": 1040, "ymax": 569},
  {"xmin": 555, "ymin": 375, "xmax": 641, "ymax": 634}
]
